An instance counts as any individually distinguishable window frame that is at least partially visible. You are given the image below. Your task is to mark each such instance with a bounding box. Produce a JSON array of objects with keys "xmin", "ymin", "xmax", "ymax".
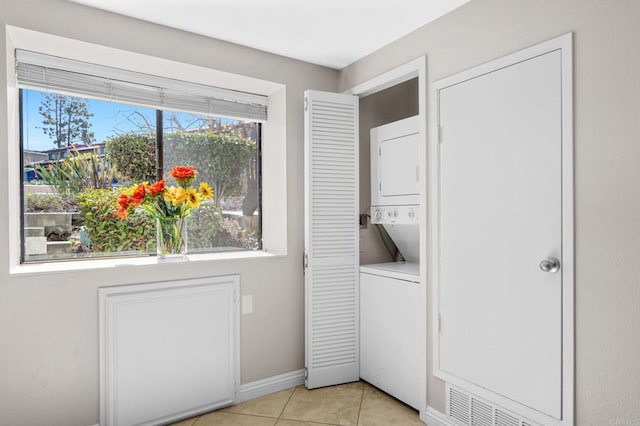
[{"xmin": 7, "ymin": 25, "xmax": 288, "ymax": 275}]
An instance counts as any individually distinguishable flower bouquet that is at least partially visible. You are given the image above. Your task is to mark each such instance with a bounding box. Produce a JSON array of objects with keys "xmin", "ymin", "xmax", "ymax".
[{"xmin": 117, "ymin": 165, "xmax": 214, "ymax": 258}]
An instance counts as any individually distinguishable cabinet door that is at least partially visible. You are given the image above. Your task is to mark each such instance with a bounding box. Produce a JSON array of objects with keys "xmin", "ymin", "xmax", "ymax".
[
  {"xmin": 360, "ymin": 272, "xmax": 421, "ymax": 409},
  {"xmin": 304, "ymin": 90, "xmax": 359, "ymax": 389}
]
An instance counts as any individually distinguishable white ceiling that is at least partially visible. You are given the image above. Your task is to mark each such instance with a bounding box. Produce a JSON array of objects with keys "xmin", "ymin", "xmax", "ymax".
[{"xmin": 69, "ymin": 0, "xmax": 470, "ymax": 69}]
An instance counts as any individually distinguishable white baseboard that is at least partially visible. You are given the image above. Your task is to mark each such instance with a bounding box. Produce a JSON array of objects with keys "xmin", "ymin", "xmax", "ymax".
[
  {"xmin": 238, "ymin": 369, "xmax": 305, "ymax": 403},
  {"xmin": 421, "ymin": 406, "xmax": 453, "ymax": 426}
]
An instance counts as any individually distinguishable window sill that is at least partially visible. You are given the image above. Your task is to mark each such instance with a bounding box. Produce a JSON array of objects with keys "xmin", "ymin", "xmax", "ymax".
[{"xmin": 10, "ymin": 250, "xmax": 280, "ymax": 277}]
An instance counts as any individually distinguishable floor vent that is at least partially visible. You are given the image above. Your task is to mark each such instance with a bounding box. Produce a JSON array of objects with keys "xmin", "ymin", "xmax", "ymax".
[{"xmin": 446, "ymin": 384, "xmax": 541, "ymax": 426}]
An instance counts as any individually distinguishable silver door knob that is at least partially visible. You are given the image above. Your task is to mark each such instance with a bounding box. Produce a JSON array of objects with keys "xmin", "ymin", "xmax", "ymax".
[{"xmin": 539, "ymin": 257, "xmax": 561, "ymax": 273}]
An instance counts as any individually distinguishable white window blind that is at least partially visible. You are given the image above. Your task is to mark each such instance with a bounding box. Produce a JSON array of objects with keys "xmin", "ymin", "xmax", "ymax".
[{"xmin": 15, "ymin": 50, "xmax": 268, "ymax": 121}]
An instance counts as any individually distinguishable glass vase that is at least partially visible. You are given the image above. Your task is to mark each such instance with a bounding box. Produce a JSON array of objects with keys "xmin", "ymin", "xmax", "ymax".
[{"xmin": 156, "ymin": 217, "xmax": 187, "ymax": 259}]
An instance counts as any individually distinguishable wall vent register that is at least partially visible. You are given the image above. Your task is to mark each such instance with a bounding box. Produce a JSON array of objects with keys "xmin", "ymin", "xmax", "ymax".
[{"xmin": 447, "ymin": 385, "xmax": 541, "ymax": 426}]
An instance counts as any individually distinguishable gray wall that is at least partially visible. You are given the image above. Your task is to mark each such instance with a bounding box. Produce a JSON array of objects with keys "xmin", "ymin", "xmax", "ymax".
[
  {"xmin": 341, "ymin": 0, "xmax": 640, "ymax": 422},
  {"xmin": 0, "ymin": 1, "xmax": 338, "ymax": 425},
  {"xmin": 359, "ymin": 79, "xmax": 418, "ymax": 265}
]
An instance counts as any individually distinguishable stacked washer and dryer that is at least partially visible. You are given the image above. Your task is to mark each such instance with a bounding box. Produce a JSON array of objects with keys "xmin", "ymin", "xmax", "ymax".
[{"xmin": 360, "ymin": 115, "xmax": 422, "ymax": 410}]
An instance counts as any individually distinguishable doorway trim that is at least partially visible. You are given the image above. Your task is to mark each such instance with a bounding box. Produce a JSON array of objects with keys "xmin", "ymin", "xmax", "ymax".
[
  {"xmin": 344, "ymin": 56, "xmax": 428, "ymax": 417},
  {"xmin": 431, "ymin": 33, "xmax": 573, "ymax": 426}
]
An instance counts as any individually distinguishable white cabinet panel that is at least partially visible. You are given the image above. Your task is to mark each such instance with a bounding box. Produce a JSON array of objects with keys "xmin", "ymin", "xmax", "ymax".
[
  {"xmin": 360, "ymin": 271, "xmax": 421, "ymax": 410},
  {"xmin": 99, "ymin": 276, "xmax": 239, "ymax": 426}
]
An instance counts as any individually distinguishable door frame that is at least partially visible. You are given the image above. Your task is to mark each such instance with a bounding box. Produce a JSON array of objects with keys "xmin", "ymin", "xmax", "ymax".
[
  {"xmin": 344, "ymin": 56, "xmax": 428, "ymax": 417},
  {"xmin": 431, "ymin": 34, "xmax": 574, "ymax": 425}
]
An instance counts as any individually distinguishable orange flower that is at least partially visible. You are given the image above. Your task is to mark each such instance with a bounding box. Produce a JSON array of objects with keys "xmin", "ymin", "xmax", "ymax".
[
  {"xmin": 129, "ymin": 183, "xmax": 147, "ymax": 207},
  {"xmin": 148, "ymin": 180, "xmax": 165, "ymax": 196},
  {"xmin": 171, "ymin": 165, "xmax": 196, "ymax": 179},
  {"xmin": 116, "ymin": 194, "xmax": 130, "ymax": 219},
  {"xmin": 133, "ymin": 183, "xmax": 146, "ymax": 198},
  {"xmin": 117, "ymin": 194, "xmax": 129, "ymax": 209},
  {"xmin": 171, "ymin": 165, "xmax": 197, "ymax": 187}
]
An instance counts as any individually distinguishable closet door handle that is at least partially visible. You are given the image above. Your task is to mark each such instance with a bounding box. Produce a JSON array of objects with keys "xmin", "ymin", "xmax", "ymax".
[{"xmin": 539, "ymin": 257, "xmax": 560, "ymax": 273}]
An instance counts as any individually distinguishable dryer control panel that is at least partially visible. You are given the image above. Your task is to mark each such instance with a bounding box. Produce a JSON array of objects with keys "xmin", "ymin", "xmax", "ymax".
[{"xmin": 371, "ymin": 205, "xmax": 419, "ymax": 225}]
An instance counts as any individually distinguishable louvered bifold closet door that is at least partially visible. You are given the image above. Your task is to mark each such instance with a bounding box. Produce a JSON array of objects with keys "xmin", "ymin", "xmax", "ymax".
[{"xmin": 304, "ymin": 90, "xmax": 359, "ymax": 389}]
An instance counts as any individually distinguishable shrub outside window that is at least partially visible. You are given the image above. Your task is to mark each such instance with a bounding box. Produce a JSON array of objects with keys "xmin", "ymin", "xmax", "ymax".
[{"xmin": 20, "ymin": 87, "xmax": 262, "ymax": 263}]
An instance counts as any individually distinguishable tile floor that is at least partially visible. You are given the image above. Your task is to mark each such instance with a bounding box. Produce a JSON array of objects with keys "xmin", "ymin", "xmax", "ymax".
[{"xmin": 170, "ymin": 381, "xmax": 424, "ymax": 426}]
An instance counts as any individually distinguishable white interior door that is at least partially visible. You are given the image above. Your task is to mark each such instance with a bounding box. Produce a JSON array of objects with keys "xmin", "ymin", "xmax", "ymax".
[
  {"xmin": 304, "ymin": 90, "xmax": 359, "ymax": 389},
  {"xmin": 437, "ymin": 50, "xmax": 564, "ymax": 418}
]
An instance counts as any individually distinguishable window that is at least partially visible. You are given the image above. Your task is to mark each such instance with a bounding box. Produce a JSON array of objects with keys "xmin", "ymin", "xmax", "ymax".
[{"xmin": 18, "ymin": 51, "xmax": 264, "ymax": 263}]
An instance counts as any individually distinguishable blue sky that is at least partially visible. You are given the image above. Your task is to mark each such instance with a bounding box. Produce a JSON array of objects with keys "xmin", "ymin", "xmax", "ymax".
[
  {"xmin": 22, "ymin": 89, "xmax": 250, "ymax": 152},
  {"xmin": 21, "ymin": 89, "xmax": 156, "ymax": 152}
]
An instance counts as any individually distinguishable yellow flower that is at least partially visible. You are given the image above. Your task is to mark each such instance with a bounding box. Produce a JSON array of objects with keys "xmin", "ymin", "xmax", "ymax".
[
  {"xmin": 198, "ymin": 182, "xmax": 213, "ymax": 199},
  {"xmin": 163, "ymin": 186, "xmax": 187, "ymax": 205},
  {"xmin": 163, "ymin": 187, "xmax": 174, "ymax": 203},
  {"xmin": 187, "ymin": 189, "xmax": 201, "ymax": 208},
  {"xmin": 174, "ymin": 187, "xmax": 187, "ymax": 205}
]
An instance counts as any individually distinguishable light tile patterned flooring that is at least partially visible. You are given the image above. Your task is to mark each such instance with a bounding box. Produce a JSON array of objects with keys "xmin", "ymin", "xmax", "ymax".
[{"xmin": 170, "ymin": 381, "xmax": 424, "ymax": 426}]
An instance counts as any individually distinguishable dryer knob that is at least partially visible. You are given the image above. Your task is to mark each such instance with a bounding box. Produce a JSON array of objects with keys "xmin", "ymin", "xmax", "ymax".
[
  {"xmin": 373, "ymin": 209, "xmax": 383, "ymax": 221},
  {"xmin": 408, "ymin": 210, "xmax": 415, "ymax": 219}
]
